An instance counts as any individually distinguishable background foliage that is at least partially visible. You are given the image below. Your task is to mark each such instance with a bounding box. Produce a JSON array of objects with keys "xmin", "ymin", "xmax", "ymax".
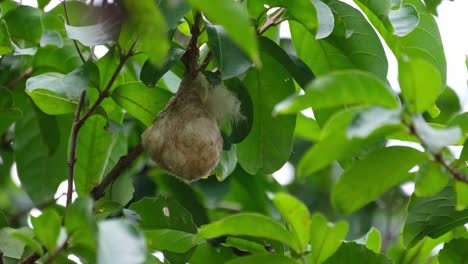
[{"xmin": 0, "ymin": 0, "xmax": 467, "ymax": 263}]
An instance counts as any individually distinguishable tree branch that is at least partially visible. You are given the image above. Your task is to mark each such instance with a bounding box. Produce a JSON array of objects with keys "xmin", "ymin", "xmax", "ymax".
[
  {"xmin": 90, "ymin": 143, "xmax": 144, "ymax": 200},
  {"xmin": 20, "ymin": 252, "xmax": 41, "ymax": 264},
  {"xmin": 4, "ymin": 67, "xmax": 34, "ymax": 89},
  {"xmin": 61, "ymin": 0, "xmax": 86, "ymax": 63},
  {"xmin": 257, "ymin": 8, "xmax": 286, "ymax": 35},
  {"xmin": 182, "ymin": 11, "xmax": 202, "ymax": 77}
]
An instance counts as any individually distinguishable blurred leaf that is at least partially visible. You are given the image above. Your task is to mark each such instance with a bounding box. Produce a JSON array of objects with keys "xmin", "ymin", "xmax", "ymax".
[
  {"xmin": 290, "ymin": 1, "xmax": 388, "ymax": 80},
  {"xmin": 3, "ymin": 5, "xmax": 42, "ymax": 43},
  {"xmin": 37, "ymin": 0, "xmax": 51, "ymax": 10},
  {"xmin": 415, "ymin": 161, "xmax": 449, "ymax": 197},
  {"xmin": 226, "ymin": 254, "xmax": 298, "ymax": 264},
  {"xmin": 274, "ymin": 70, "xmax": 397, "ymax": 115},
  {"xmin": 105, "ymin": 172, "xmax": 134, "ymax": 207},
  {"xmin": 455, "ymin": 178, "xmax": 468, "ymax": 211},
  {"xmin": 224, "ymin": 78, "xmax": 253, "ymax": 144},
  {"xmin": 195, "ymin": 213, "xmax": 298, "ymax": 251},
  {"xmin": 223, "ymin": 237, "xmax": 267, "ymax": 254},
  {"xmin": 426, "ymin": 86, "xmax": 460, "ymax": 124},
  {"xmin": 0, "ymin": 227, "xmax": 31, "ymax": 259},
  {"xmin": 65, "ymin": 197, "xmax": 94, "ymax": 234},
  {"xmin": 129, "ymin": 196, "xmax": 197, "ymax": 233},
  {"xmin": 413, "ymin": 115, "xmax": 461, "ymax": 152},
  {"xmin": 448, "ymin": 112, "xmax": 468, "ymax": 134},
  {"xmin": 33, "ymin": 44, "xmax": 82, "ymax": 73},
  {"xmin": 65, "ymin": 16, "xmax": 121, "ymax": 46},
  {"xmin": 206, "ymin": 23, "xmax": 251, "ymax": 80},
  {"xmin": 145, "ymin": 229, "xmax": 195, "ymax": 253},
  {"xmin": 140, "ymin": 48, "xmax": 184, "ymax": 87},
  {"xmin": 31, "ymin": 209, "xmax": 61, "ymax": 251},
  {"xmin": 237, "ymin": 38, "xmax": 296, "ymax": 175},
  {"xmin": 355, "ymin": 227, "xmax": 382, "ymax": 254},
  {"xmin": 215, "ymin": 145, "xmax": 237, "ymax": 181},
  {"xmin": 347, "ymin": 107, "xmax": 401, "ymax": 139},
  {"xmin": 295, "ymin": 114, "xmax": 321, "ymax": 141},
  {"xmin": 438, "ymin": 238, "xmax": 468, "ymax": 263},
  {"xmin": 273, "ymin": 193, "xmax": 310, "ymax": 253},
  {"xmin": 388, "ymin": 4, "xmax": 419, "ymax": 36},
  {"xmin": 157, "ymin": 0, "xmax": 191, "ymax": 30},
  {"xmin": 324, "ymin": 242, "xmax": 392, "ymax": 264},
  {"xmin": 189, "ymin": 243, "xmax": 236, "ymax": 264},
  {"xmin": 98, "ymin": 219, "xmax": 147, "ymax": 264},
  {"xmin": 186, "ymin": 0, "xmax": 259, "ymax": 65},
  {"xmin": 332, "ymin": 146, "xmax": 425, "ymax": 215},
  {"xmin": 75, "ymin": 115, "xmax": 117, "ymax": 195},
  {"xmin": 111, "ymin": 82, "xmax": 172, "ymax": 126},
  {"xmin": 309, "ymin": 213, "xmax": 348, "ymax": 264},
  {"xmin": 403, "ymin": 184, "xmax": 468, "ymax": 248},
  {"xmin": 312, "ymin": 0, "xmax": 335, "ymax": 39},
  {"xmin": 424, "ymin": 0, "xmax": 442, "ymax": 15},
  {"xmin": 120, "ymin": 0, "xmax": 168, "ymax": 64},
  {"xmin": 39, "ymin": 30, "xmax": 63, "ymax": 47},
  {"xmin": 9, "ymin": 228, "xmax": 44, "ymax": 256},
  {"xmin": 399, "ymin": 58, "xmax": 442, "ymax": 113},
  {"xmin": 0, "ymin": 20, "xmax": 12, "ymax": 55}
]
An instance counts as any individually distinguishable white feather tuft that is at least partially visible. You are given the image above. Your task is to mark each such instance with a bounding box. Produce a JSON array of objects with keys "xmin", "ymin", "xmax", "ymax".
[{"xmin": 205, "ymin": 85, "xmax": 243, "ymax": 124}]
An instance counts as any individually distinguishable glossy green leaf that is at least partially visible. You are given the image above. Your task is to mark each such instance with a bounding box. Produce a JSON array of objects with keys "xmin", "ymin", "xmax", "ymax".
[
  {"xmin": 121, "ymin": 0, "xmax": 168, "ymax": 64},
  {"xmin": 33, "ymin": 44, "xmax": 82, "ymax": 73},
  {"xmin": 215, "ymin": 145, "xmax": 237, "ymax": 181},
  {"xmin": 3, "ymin": 5, "xmax": 42, "ymax": 43},
  {"xmin": 74, "ymin": 115, "xmax": 117, "ymax": 195},
  {"xmin": 145, "ymin": 229, "xmax": 196, "ymax": 253},
  {"xmin": 140, "ymin": 48, "xmax": 184, "ymax": 87},
  {"xmin": 355, "ymin": 227, "xmax": 382, "ymax": 254},
  {"xmin": 14, "ymin": 101, "xmax": 70, "ymax": 204},
  {"xmin": 324, "ymin": 242, "xmax": 392, "ymax": 264},
  {"xmin": 295, "ymin": 114, "xmax": 321, "ymax": 141},
  {"xmin": 438, "ymin": 238, "xmax": 468, "ymax": 263},
  {"xmin": 186, "ymin": 0, "xmax": 259, "ymax": 65},
  {"xmin": 98, "ymin": 219, "xmax": 147, "ymax": 264},
  {"xmin": 403, "ymin": 184, "xmax": 468, "ymax": 248},
  {"xmin": 189, "ymin": 243, "xmax": 236, "ymax": 264},
  {"xmin": 206, "ymin": 23, "xmax": 251, "ymax": 80},
  {"xmin": 0, "ymin": 20, "xmax": 12, "ymax": 55},
  {"xmin": 237, "ymin": 39, "xmax": 296, "ymax": 175},
  {"xmin": 195, "ymin": 213, "xmax": 297, "ymax": 250},
  {"xmin": 31, "ymin": 209, "xmax": 61, "ymax": 252},
  {"xmin": 112, "ymin": 82, "xmax": 172, "ymax": 126},
  {"xmin": 413, "ymin": 115, "xmax": 462, "ymax": 152},
  {"xmin": 273, "ymin": 193, "xmax": 310, "ymax": 253},
  {"xmin": 399, "ymin": 58, "xmax": 442, "ymax": 113},
  {"xmin": 347, "ymin": 107, "xmax": 401, "ymax": 139},
  {"xmin": 105, "ymin": 171, "xmax": 134, "ymax": 207},
  {"xmin": 332, "ymin": 146, "xmax": 426, "ymax": 215},
  {"xmin": 65, "ymin": 17, "xmax": 120, "ymax": 46},
  {"xmin": 26, "ymin": 88, "xmax": 76, "ymax": 115},
  {"xmin": 274, "ymin": 70, "xmax": 398, "ymax": 115},
  {"xmin": 415, "ymin": 161, "xmax": 449, "ymax": 197},
  {"xmin": 226, "ymin": 254, "xmax": 298, "ymax": 264},
  {"xmin": 313, "ymin": 0, "xmax": 335, "ymax": 39},
  {"xmin": 309, "ymin": 213, "xmax": 348, "ymax": 264},
  {"xmin": 129, "ymin": 196, "xmax": 197, "ymax": 233},
  {"xmin": 223, "ymin": 237, "xmax": 268, "ymax": 254},
  {"xmin": 290, "ymin": 1, "xmax": 388, "ymax": 80}
]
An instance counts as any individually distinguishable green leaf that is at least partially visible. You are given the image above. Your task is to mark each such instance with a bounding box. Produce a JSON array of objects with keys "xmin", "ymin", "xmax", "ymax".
[
  {"xmin": 74, "ymin": 115, "xmax": 117, "ymax": 195},
  {"xmin": 3, "ymin": 5, "xmax": 42, "ymax": 43},
  {"xmin": 215, "ymin": 145, "xmax": 237, "ymax": 181},
  {"xmin": 145, "ymin": 229, "xmax": 196, "ymax": 253},
  {"xmin": 0, "ymin": 227, "xmax": 32, "ymax": 259},
  {"xmin": 98, "ymin": 219, "xmax": 147, "ymax": 264},
  {"xmin": 65, "ymin": 197, "xmax": 94, "ymax": 234},
  {"xmin": 448, "ymin": 112, "xmax": 468, "ymax": 134},
  {"xmin": 39, "ymin": 30, "xmax": 63, "ymax": 47},
  {"xmin": 223, "ymin": 237, "xmax": 268, "ymax": 254},
  {"xmin": 9, "ymin": 228, "xmax": 44, "ymax": 257},
  {"xmin": 37, "ymin": 0, "xmax": 51, "ymax": 10},
  {"xmin": 111, "ymin": 82, "xmax": 172, "ymax": 126},
  {"xmin": 14, "ymin": 101, "xmax": 70, "ymax": 204},
  {"xmin": 273, "ymin": 193, "xmax": 310, "ymax": 253},
  {"xmin": 295, "ymin": 114, "xmax": 321, "ymax": 141},
  {"xmin": 225, "ymin": 254, "xmax": 298, "ymax": 264},
  {"xmin": 414, "ymin": 161, "xmax": 450, "ymax": 197},
  {"xmin": 290, "ymin": 1, "xmax": 388, "ymax": 80},
  {"xmin": 274, "ymin": 70, "xmax": 398, "ymax": 115},
  {"xmin": 332, "ymin": 146, "xmax": 426, "ymax": 215},
  {"xmin": 129, "ymin": 196, "xmax": 197, "ymax": 233},
  {"xmin": 0, "ymin": 20, "xmax": 12, "ymax": 55},
  {"xmin": 324, "ymin": 242, "xmax": 392, "ymax": 264},
  {"xmin": 237, "ymin": 39, "xmax": 296, "ymax": 175},
  {"xmin": 195, "ymin": 213, "xmax": 297, "ymax": 250},
  {"xmin": 33, "ymin": 44, "xmax": 82, "ymax": 73},
  {"xmin": 347, "ymin": 107, "xmax": 402, "ymax": 139},
  {"xmin": 399, "ymin": 58, "xmax": 442, "ymax": 113},
  {"xmin": 26, "ymin": 88, "xmax": 77, "ymax": 115},
  {"xmin": 186, "ymin": 0, "xmax": 259, "ymax": 65},
  {"xmin": 157, "ymin": 0, "xmax": 191, "ymax": 30},
  {"xmin": 31, "ymin": 209, "xmax": 61, "ymax": 252},
  {"xmin": 313, "ymin": 0, "xmax": 335, "ymax": 39},
  {"xmin": 388, "ymin": 4, "xmax": 419, "ymax": 36},
  {"xmin": 65, "ymin": 17, "xmax": 120, "ymax": 46},
  {"xmin": 403, "ymin": 184, "xmax": 468, "ymax": 248},
  {"xmin": 438, "ymin": 238, "xmax": 468, "ymax": 263},
  {"xmin": 206, "ymin": 23, "xmax": 251, "ymax": 80},
  {"xmin": 413, "ymin": 115, "xmax": 462, "ymax": 152},
  {"xmin": 140, "ymin": 48, "xmax": 184, "ymax": 87},
  {"xmin": 120, "ymin": 0, "xmax": 168, "ymax": 64},
  {"xmin": 189, "ymin": 243, "xmax": 236, "ymax": 264},
  {"xmin": 309, "ymin": 213, "xmax": 348, "ymax": 264},
  {"xmin": 455, "ymin": 176, "xmax": 468, "ymax": 211},
  {"xmin": 355, "ymin": 227, "xmax": 382, "ymax": 254},
  {"xmin": 105, "ymin": 172, "xmax": 134, "ymax": 207}
]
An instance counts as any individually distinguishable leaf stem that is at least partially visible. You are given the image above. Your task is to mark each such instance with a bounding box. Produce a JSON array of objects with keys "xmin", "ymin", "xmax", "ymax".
[
  {"xmin": 257, "ymin": 8, "xmax": 286, "ymax": 35},
  {"xmin": 4, "ymin": 67, "xmax": 34, "ymax": 89}
]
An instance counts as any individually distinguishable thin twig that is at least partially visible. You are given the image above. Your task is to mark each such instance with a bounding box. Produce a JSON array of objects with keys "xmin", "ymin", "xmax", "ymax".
[
  {"xmin": 182, "ymin": 12, "xmax": 202, "ymax": 77},
  {"xmin": 5, "ymin": 67, "xmax": 34, "ymax": 89},
  {"xmin": 90, "ymin": 143, "xmax": 144, "ymax": 200},
  {"xmin": 257, "ymin": 8, "xmax": 286, "ymax": 35},
  {"xmin": 62, "ymin": 0, "xmax": 86, "ymax": 63},
  {"xmin": 66, "ymin": 91, "xmax": 86, "ymax": 207},
  {"xmin": 43, "ymin": 241, "xmax": 68, "ymax": 264},
  {"xmin": 20, "ymin": 252, "xmax": 40, "ymax": 264},
  {"xmin": 8, "ymin": 195, "xmax": 62, "ymax": 223}
]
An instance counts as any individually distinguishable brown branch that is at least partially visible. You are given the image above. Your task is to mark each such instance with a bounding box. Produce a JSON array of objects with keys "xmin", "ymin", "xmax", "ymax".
[
  {"xmin": 43, "ymin": 241, "xmax": 68, "ymax": 264},
  {"xmin": 62, "ymin": 0, "xmax": 86, "ymax": 63},
  {"xmin": 66, "ymin": 91, "xmax": 86, "ymax": 207},
  {"xmin": 182, "ymin": 12, "xmax": 202, "ymax": 77},
  {"xmin": 8, "ymin": 195, "xmax": 62, "ymax": 223},
  {"xmin": 5, "ymin": 67, "xmax": 34, "ymax": 89},
  {"xmin": 257, "ymin": 8, "xmax": 286, "ymax": 35},
  {"xmin": 20, "ymin": 252, "xmax": 40, "ymax": 264},
  {"xmin": 90, "ymin": 143, "xmax": 144, "ymax": 200}
]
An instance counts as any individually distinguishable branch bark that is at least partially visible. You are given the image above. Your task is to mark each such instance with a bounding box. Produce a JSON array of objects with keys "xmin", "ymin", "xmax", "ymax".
[{"xmin": 4, "ymin": 67, "xmax": 34, "ymax": 89}]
